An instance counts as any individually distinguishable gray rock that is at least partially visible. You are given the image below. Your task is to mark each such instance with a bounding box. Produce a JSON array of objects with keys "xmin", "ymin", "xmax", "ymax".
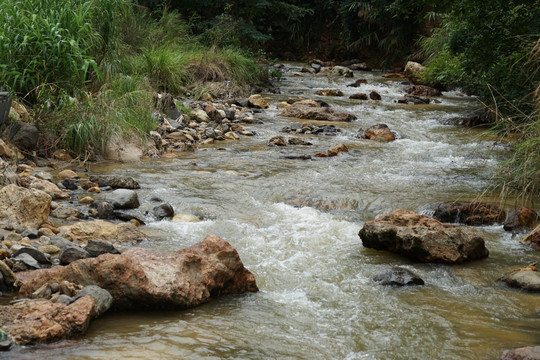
[
  {"xmin": 113, "ymin": 212, "xmax": 146, "ymax": 225},
  {"xmin": 106, "ymin": 189, "xmax": 140, "ymax": 210},
  {"xmin": 9, "ymin": 122, "xmax": 39, "ymax": 151},
  {"xmin": 153, "ymin": 203, "xmax": 174, "ymax": 220},
  {"xmin": 95, "ymin": 201, "xmax": 115, "ymax": 219},
  {"xmin": 0, "ymin": 340, "xmax": 11, "ymax": 351},
  {"xmin": 21, "ymin": 228, "xmax": 39, "ymax": 239},
  {"xmin": 32, "ymin": 171, "xmax": 53, "ymax": 182},
  {"xmin": 500, "ymin": 267, "xmax": 540, "ymax": 292},
  {"xmin": 61, "ymin": 178, "xmax": 78, "ymax": 190},
  {"xmin": 71, "ymin": 285, "xmax": 113, "ymax": 317},
  {"xmin": 49, "ymin": 235, "xmax": 72, "ymax": 249},
  {"xmin": 373, "ymin": 267, "xmax": 425, "ymax": 286},
  {"xmin": 224, "ymin": 109, "xmax": 236, "ymax": 120},
  {"xmin": 12, "ymin": 252, "xmax": 41, "ymax": 269},
  {"xmin": 12, "ymin": 247, "xmax": 50, "ymax": 265},
  {"xmin": 59, "ymin": 244, "xmax": 89, "ymax": 265},
  {"xmin": 84, "ymin": 240, "xmax": 120, "ymax": 258},
  {"xmin": 54, "ymin": 294, "xmax": 73, "ymax": 306},
  {"xmin": 31, "ymin": 283, "xmax": 52, "ymax": 299}
]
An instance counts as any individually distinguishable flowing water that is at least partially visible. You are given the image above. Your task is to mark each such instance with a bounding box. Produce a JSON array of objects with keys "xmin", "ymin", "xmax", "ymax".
[{"xmin": 5, "ymin": 65, "xmax": 539, "ymax": 359}]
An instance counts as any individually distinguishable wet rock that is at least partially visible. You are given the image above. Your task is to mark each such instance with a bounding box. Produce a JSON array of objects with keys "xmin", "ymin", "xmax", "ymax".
[
  {"xmin": 523, "ymin": 225, "xmax": 540, "ymax": 244},
  {"xmin": 153, "ymin": 203, "xmax": 175, "ymax": 220},
  {"xmin": 12, "ymin": 253, "xmax": 41, "ymax": 269},
  {"xmin": 58, "ymin": 220, "xmax": 146, "ymax": 244},
  {"xmin": 369, "ymin": 91, "xmax": 382, "ymax": 100},
  {"xmin": 359, "ymin": 209, "xmax": 489, "ymax": 263},
  {"xmin": 280, "ymin": 100, "xmax": 356, "ymax": 122},
  {"xmin": 0, "ymin": 297, "xmax": 99, "ymax": 346},
  {"xmin": 9, "ymin": 122, "xmax": 39, "ymax": 151},
  {"xmin": 364, "ymin": 124, "xmax": 396, "ymax": 142},
  {"xmin": 282, "ymin": 154, "xmax": 312, "ymax": 160},
  {"xmin": 113, "ymin": 212, "xmax": 146, "ymax": 225},
  {"xmin": 79, "ymin": 196, "xmax": 94, "ymax": 204},
  {"xmin": 84, "ymin": 240, "xmax": 120, "ymax": 258},
  {"xmin": 20, "ymin": 235, "xmax": 258, "ymax": 310},
  {"xmin": 0, "ymin": 185, "xmax": 51, "ymax": 229},
  {"xmin": 433, "ymin": 202, "xmax": 506, "ymax": 226},
  {"xmin": 60, "ymin": 244, "xmax": 90, "ymax": 265},
  {"xmin": 24, "ymin": 177, "xmax": 70, "ymax": 200},
  {"xmin": 315, "ymin": 89, "xmax": 344, "ymax": 97},
  {"xmin": 347, "ymin": 79, "xmax": 368, "ymax": 87},
  {"xmin": 50, "ymin": 205, "xmax": 81, "ymax": 220},
  {"xmin": 503, "ymin": 207, "xmax": 539, "ymax": 231},
  {"xmin": 12, "ymin": 248, "xmax": 50, "ymax": 265},
  {"xmin": 21, "ymin": 228, "xmax": 38, "ymax": 239},
  {"xmin": 61, "ymin": 178, "xmax": 78, "ymax": 190},
  {"xmin": 373, "ymin": 267, "xmax": 424, "ymax": 286},
  {"xmin": 248, "ymin": 94, "xmax": 269, "ymax": 109},
  {"xmin": 501, "ymin": 346, "xmax": 540, "ymax": 360},
  {"xmin": 95, "ymin": 201, "xmax": 115, "ymax": 220},
  {"xmin": 288, "ymin": 137, "xmax": 313, "ymax": 146},
  {"xmin": 269, "ymin": 136, "xmax": 287, "ymax": 147},
  {"xmin": 403, "ymin": 61, "xmax": 425, "ymax": 84},
  {"xmin": 49, "ymin": 235, "xmax": 72, "ymax": 250},
  {"xmin": 328, "ymin": 143, "xmax": 349, "ymax": 157},
  {"xmin": 70, "ymin": 285, "xmax": 113, "ymax": 317},
  {"xmin": 88, "ymin": 175, "xmax": 140, "ymax": 189},
  {"xmin": 404, "ymin": 85, "xmax": 441, "ymax": 97},
  {"xmin": 106, "ymin": 189, "xmax": 140, "ymax": 209},
  {"xmin": 500, "ymin": 263, "xmax": 540, "ymax": 292},
  {"xmin": 349, "ymin": 93, "xmax": 368, "ymax": 100}
]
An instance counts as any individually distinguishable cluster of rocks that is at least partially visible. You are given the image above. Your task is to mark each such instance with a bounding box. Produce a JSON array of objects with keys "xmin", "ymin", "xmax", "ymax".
[
  {"xmin": 0, "ymin": 235, "xmax": 257, "ymax": 349},
  {"xmin": 359, "ymin": 203, "xmax": 539, "ymax": 292},
  {"xmin": 0, "ymin": 157, "xmax": 258, "ymax": 350},
  {"xmin": 150, "ymin": 93, "xmax": 271, "ymax": 156},
  {"xmin": 299, "ymin": 59, "xmax": 371, "ymax": 77},
  {"xmin": 281, "ymin": 122, "xmax": 342, "ymax": 136},
  {"xmin": 279, "ymin": 99, "xmax": 357, "ymax": 122}
]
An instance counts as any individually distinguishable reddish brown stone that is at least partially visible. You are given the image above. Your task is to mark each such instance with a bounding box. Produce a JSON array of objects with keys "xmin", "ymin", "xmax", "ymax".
[
  {"xmin": 0, "ymin": 297, "xmax": 96, "ymax": 345},
  {"xmin": 404, "ymin": 85, "xmax": 441, "ymax": 97},
  {"xmin": 433, "ymin": 202, "xmax": 506, "ymax": 226},
  {"xmin": 364, "ymin": 124, "xmax": 395, "ymax": 142},
  {"xmin": 359, "ymin": 209, "xmax": 489, "ymax": 263},
  {"xmin": 18, "ymin": 235, "xmax": 258, "ymax": 310}
]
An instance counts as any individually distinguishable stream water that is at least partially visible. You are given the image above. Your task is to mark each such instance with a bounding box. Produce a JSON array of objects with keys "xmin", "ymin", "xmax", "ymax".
[{"xmin": 5, "ymin": 64, "xmax": 539, "ymax": 359}]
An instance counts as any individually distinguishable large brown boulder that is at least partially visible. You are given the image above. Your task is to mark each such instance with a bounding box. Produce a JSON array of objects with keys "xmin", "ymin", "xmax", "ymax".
[
  {"xmin": 0, "ymin": 184, "xmax": 51, "ymax": 229},
  {"xmin": 280, "ymin": 100, "xmax": 357, "ymax": 122},
  {"xmin": 432, "ymin": 202, "xmax": 506, "ymax": 226},
  {"xmin": 364, "ymin": 124, "xmax": 396, "ymax": 142},
  {"xmin": 58, "ymin": 219, "xmax": 146, "ymax": 245},
  {"xmin": 19, "ymin": 235, "xmax": 258, "ymax": 309},
  {"xmin": 0, "ymin": 296, "xmax": 98, "ymax": 345},
  {"xmin": 359, "ymin": 209, "xmax": 489, "ymax": 263}
]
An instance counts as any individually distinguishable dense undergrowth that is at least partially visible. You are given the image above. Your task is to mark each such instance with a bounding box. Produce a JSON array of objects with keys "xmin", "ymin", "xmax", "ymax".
[
  {"xmin": 0, "ymin": 0, "xmax": 265, "ymax": 157},
  {"xmin": 419, "ymin": 0, "xmax": 540, "ymax": 202}
]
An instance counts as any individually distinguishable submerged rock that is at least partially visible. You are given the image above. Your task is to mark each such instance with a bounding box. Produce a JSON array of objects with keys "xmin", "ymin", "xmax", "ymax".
[
  {"xmin": 88, "ymin": 175, "xmax": 140, "ymax": 189},
  {"xmin": 373, "ymin": 267, "xmax": 424, "ymax": 286},
  {"xmin": 314, "ymin": 89, "xmax": 343, "ymax": 97},
  {"xmin": 432, "ymin": 202, "xmax": 506, "ymax": 226},
  {"xmin": 19, "ymin": 235, "xmax": 258, "ymax": 309},
  {"xmin": 359, "ymin": 209, "xmax": 489, "ymax": 263}
]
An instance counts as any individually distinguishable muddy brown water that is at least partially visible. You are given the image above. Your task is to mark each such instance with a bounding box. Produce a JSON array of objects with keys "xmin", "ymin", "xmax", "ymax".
[{"xmin": 3, "ymin": 65, "xmax": 538, "ymax": 359}]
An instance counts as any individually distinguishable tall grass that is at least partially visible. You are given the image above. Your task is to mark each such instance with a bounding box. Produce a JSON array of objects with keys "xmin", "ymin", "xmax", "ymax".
[{"xmin": 0, "ymin": 0, "xmax": 266, "ymax": 159}]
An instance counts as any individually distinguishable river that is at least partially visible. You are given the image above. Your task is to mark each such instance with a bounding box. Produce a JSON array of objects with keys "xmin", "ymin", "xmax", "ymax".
[{"xmin": 5, "ymin": 64, "xmax": 539, "ymax": 359}]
